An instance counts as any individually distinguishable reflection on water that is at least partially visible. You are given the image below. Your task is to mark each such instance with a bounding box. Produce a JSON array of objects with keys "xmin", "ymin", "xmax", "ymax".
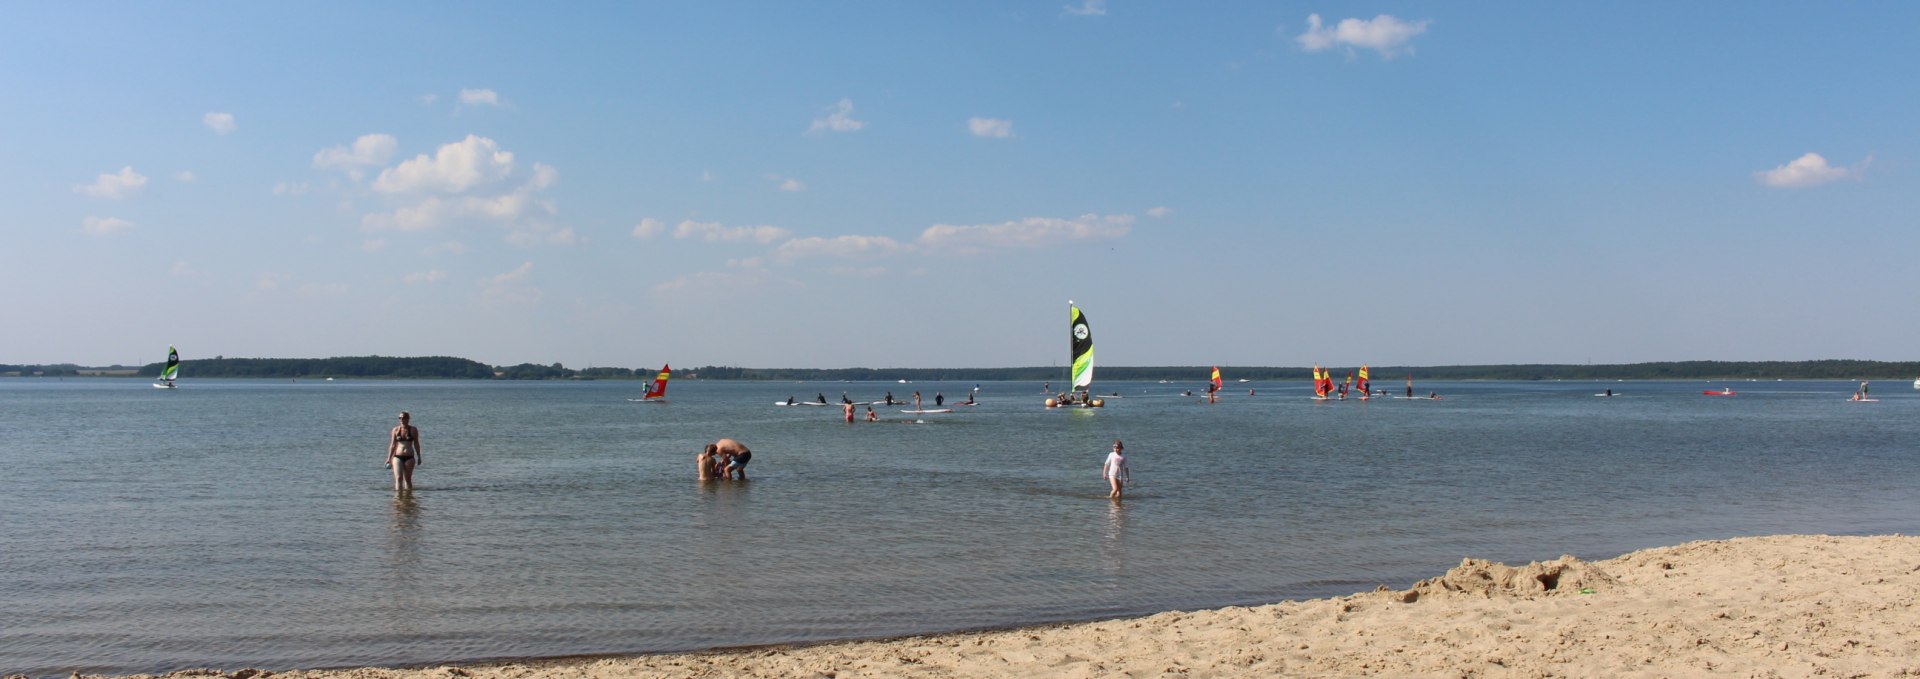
[{"xmin": 3, "ymin": 378, "xmax": 1920, "ymax": 676}]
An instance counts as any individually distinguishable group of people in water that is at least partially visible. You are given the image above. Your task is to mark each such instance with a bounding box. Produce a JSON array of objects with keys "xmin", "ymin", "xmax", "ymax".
[{"xmin": 696, "ymin": 438, "xmax": 752, "ymax": 481}]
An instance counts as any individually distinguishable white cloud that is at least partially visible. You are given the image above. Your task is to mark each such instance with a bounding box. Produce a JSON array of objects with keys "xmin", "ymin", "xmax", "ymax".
[
  {"xmin": 424, "ymin": 241, "xmax": 468, "ymax": 256},
  {"xmin": 776, "ymin": 176, "xmax": 806, "ymax": 192},
  {"xmin": 170, "ymin": 260, "xmax": 206, "ymax": 277},
  {"xmin": 673, "ymin": 220, "xmax": 792, "ymax": 245},
  {"xmin": 651, "ymin": 268, "xmax": 781, "ymax": 297},
  {"xmin": 1063, "ymin": 0, "xmax": 1106, "ymax": 16},
  {"xmin": 807, "ymin": 98, "xmax": 865, "ymax": 134},
  {"xmin": 419, "ymin": 93, "xmax": 441, "ymax": 105},
  {"xmin": 362, "ymin": 239, "xmax": 388, "ymax": 252},
  {"xmin": 373, "ymin": 135, "xmax": 514, "ymax": 194},
  {"xmin": 74, "ymin": 166, "xmax": 148, "ymax": 200},
  {"xmin": 506, "ymin": 223, "xmax": 578, "ymax": 247},
  {"xmin": 403, "ymin": 269, "xmax": 447, "ymax": 285},
  {"xmin": 272, "ymin": 181, "xmax": 311, "ymax": 196},
  {"xmin": 1755, "ymin": 152, "xmax": 1869, "ymax": 188},
  {"xmin": 917, "ymin": 213, "xmax": 1133, "ymax": 255},
  {"xmin": 968, "ymin": 117, "xmax": 1014, "ymax": 139},
  {"xmin": 1147, "ymin": 206, "xmax": 1172, "ymax": 218},
  {"xmin": 203, "ymin": 111, "xmax": 236, "ymax": 134},
  {"xmin": 632, "ymin": 217, "xmax": 665, "ymax": 239},
  {"xmin": 296, "ymin": 282, "xmax": 350, "ymax": 299},
  {"xmin": 479, "ymin": 261, "xmax": 540, "ymax": 305},
  {"xmin": 458, "ymin": 88, "xmax": 503, "ymax": 107},
  {"xmin": 1297, "ymin": 14, "xmax": 1431, "ymax": 58},
  {"xmin": 81, "ymin": 215, "xmax": 135, "ymax": 236},
  {"xmin": 313, "ymin": 134, "xmax": 399, "ymax": 179},
  {"xmin": 826, "ymin": 266, "xmax": 888, "ymax": 277},
  {"xmin": 701, "ymin": 169, "xmax": 714, "ymax": 182},
  {"xmin": 174, "ymin": 170, "xmax": 197, "ymax": 183},
  {"xmin": 773, "ymin": 234, "xmax": 910, "ymax": 262}
]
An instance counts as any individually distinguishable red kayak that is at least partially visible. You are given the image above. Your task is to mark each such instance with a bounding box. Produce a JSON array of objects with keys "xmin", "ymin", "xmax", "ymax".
[{"xmin": 1702, "ymin": 389, "xmax": 1736, "ymax": 396}]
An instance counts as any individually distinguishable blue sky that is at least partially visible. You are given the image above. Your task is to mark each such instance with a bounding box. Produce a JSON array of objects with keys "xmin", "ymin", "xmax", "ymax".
[{"xmin": 5, "ymin": 2, "xmax": 1915, "ymax": 369}]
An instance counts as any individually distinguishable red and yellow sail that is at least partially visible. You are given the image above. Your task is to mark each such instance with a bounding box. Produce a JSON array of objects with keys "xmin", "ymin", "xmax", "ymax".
[
  {"xmin": 1209, "ymin": 366, "xmax": 1222, "ymax": 392},
  {"xmin": 643, "ymin": 363, "xmax": 671, "ymax": 399}
]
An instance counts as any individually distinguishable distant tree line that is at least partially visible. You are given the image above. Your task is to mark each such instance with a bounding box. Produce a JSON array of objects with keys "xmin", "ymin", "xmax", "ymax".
[{"xmin": 9, "ymin": 357, "xmax": 1917, "ymax": 381}]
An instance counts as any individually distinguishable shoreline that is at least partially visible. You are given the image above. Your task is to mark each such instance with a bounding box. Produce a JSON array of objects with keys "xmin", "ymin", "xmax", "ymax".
[{"xmin": 75, "ymin": 533, "xmax": 1920, "ymax": 679}]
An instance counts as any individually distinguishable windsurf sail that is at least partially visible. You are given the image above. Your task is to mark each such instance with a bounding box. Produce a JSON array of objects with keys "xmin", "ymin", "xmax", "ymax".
[
  {"xmin": 161, "ymin": 345, "xmax": 180, "ymax": 383},
  {"xmin": 1313, "ymin": 365, "xmax": 1332, "ymax": 398},
  {"xmin": 1209, "ymin": 366, "xmax": 1222, "ymax": 393},
  {"xmin": 1357, "ymin": 365, "xmax": 1370, "ymax": 395},
  {"xmin": 1069, "ymin": 301, "xmax": 1094, "ymax": 392},
  {"xmin": 643, "ymin": 364, "xmax": 670, "ymax": 399}
]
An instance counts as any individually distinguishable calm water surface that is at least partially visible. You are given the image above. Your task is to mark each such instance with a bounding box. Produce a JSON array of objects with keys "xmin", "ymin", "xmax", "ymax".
[{"xmin": 3, "ymin": 378, "xmax": 1917, "ymax": 675}]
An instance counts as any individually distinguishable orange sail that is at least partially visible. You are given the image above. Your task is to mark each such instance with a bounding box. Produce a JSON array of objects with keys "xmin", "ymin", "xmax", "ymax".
[
  {"xmin": 1357, "ymin": 365, "xmax": 1370, "ymax": 394},
  {"xmin": 643, "ymin": 364, "xmax": 671, "ymax": 399}
]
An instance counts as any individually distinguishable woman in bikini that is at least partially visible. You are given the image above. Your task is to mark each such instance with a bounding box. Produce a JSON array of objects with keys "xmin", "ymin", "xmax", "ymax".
[{"xmin": 386, "ymin": 411, "xmax": 423, "ymax": 491}]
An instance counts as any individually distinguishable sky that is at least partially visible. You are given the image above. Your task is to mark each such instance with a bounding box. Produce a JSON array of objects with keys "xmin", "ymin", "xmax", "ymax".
[{"xmin": 4, "ymin": 2, "xmax": 1916, "ymax": 369}]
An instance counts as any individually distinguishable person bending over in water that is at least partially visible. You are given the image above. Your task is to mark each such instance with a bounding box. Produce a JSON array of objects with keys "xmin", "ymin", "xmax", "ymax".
[
  {"xmin": 715, "ymin": 438, "xmax": 751, "ymax": 480},
  {"xmin": 386, "ymin": 411, "xmax": 423, "ymax": 491},
  {"xmin": 1102, "ymin": 439, "xmax": 1130, "ymax": 500}
]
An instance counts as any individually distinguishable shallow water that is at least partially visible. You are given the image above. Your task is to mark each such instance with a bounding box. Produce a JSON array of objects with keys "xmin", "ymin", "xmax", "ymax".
[{"xmin": 3, "ymin": 378, "xmax": 1916, "ymax": 676}]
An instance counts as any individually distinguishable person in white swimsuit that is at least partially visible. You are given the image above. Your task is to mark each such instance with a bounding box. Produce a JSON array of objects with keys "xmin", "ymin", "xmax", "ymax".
[{"xmin": 1102, "ymin": 439, "xmax": 1130, "ymax": 500}]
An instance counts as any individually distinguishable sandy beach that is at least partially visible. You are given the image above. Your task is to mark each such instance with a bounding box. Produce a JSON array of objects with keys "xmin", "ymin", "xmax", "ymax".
[{"xmin": 76, "ymin": 534, "xmax": 1920, "ymax": 679}]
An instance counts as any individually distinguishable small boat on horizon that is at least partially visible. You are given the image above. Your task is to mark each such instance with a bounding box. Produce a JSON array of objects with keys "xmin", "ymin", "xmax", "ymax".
[{"xmin": 1703, "ymin": 388, "xmax": 1736, "ymax": 396}]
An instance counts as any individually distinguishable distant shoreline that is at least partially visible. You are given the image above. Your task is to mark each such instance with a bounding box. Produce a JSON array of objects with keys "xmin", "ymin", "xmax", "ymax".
[{"xmin": 6, "ymin": 357, "xmax": 1920, "ymax": 382}]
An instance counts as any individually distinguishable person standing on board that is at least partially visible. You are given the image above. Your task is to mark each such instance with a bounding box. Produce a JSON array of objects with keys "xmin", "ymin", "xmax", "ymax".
[
  {"xmin": 715, "ymin": 438, "xmax": 751, "ymax": 480},
  {"xmin": 913, "ymin": 391, "xmax": 922, "ymax": 410},
  {"xmin": 1102, "ymin": 439, "xmax": 1130, "ymax": 500},
  {"xmin": 386, "ymin": 412, "xmax": 423, "ymax": 491}
]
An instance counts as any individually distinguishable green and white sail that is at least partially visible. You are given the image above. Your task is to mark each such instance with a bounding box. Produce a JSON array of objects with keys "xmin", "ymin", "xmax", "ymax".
[
  {"xmin": 161, "ymin": 345, "xmax": 180, "ymax": 382},
  {"xmin": 1069, "ymin": 302, "xmax": 1093, "ymax": 391}
]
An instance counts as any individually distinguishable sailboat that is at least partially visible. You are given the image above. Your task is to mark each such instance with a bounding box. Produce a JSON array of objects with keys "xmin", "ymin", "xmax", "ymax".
[
  {"xmin": 153, "ymin": 345, "xmax": 180, "ymax": 389},
  {"xmin": 1049, "ymin": 301, "xmax": 1102, "ymax": 408},
  {"xmin": 630, "ymin": 364, "xmax": 670, "ymax": 402}
]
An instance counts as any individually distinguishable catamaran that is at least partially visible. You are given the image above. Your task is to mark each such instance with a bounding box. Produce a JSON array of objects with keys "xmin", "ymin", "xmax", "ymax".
[
  {"xmin": 1050, "ymin": 301, "xmax": 1102, "ymax": 408},
  {"xmin": 153, "ymin": 345, "xmax": 180, "ymax": 389},
  {"xmin": 630, "ymin": 364, "xmax": 670, "ymax": 402}
]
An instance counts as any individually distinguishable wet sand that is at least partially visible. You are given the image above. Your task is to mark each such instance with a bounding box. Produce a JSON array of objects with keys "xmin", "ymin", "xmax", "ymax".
[{"xmin": 81, "ymin": 534, "xmax": 1920, "ymax": 678}]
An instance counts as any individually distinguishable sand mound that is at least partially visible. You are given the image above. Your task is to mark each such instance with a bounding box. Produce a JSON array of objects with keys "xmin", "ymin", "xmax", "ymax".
[{"xmin": 1390, "ymin": 554, "xmax": 1621, "ymax": 603}]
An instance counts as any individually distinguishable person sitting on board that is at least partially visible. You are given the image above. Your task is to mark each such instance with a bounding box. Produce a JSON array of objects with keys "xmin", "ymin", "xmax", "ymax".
[
  {"xmin": 715, "ymin": 438, "xmax": 751, "ymax": 480},
  {"xmin": 963, "ymin": 392, "xmax": 975, "ymax": 405},
  {"xmin": 816, "ymin": 393, "xmax": 827, "ymax": 404},
  {"xmin": 842, "ymin": 392, "xmax": 852, "ymax": 404},
  {"xmin": 785, "ymin": 396, "xmax": 796, "ymax": 405},
  {"xmin": 1429, "ymin": 392, "xmax": 1440, "ymax": 400}
]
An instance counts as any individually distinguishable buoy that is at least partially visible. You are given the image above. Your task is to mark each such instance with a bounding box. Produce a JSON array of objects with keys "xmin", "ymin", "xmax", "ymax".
[{"xmin": 1045, "ymin": 398, "xmax": 1057, "ymax": 408}]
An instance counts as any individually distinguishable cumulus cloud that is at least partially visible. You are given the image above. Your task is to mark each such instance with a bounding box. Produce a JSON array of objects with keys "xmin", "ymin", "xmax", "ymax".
[
  {"xmin": 807, "ymin": 98, "xmax": 865, "ymax": 134},
  {"xmin": 403, "ymin": 269, "xmax": 447, "ymax": 285},
  {"xmin": 673, "ymin": 220, "xmax": 792, "ymax": 245},
  {"xmin": 1297, "ymin": 14, "xmax": 1430, "ymax": 58},
  {"xmin": 373, "ymin": 135, "xmax": 514, "ymax": 194},
  {"xmin": 773, "ymin": 235, "xmax": 911, "ymax": 262},
  {"xmin": 273, "ymin": 181, "xmax": 311, "ymax": 196},
  {"xmin": 775, "ymin": 176, "xmax": 806, "ymax": 192},
  {"xmin": 506, "ymin": 223, "xmax": 578, "ymax": 247},
  {"xmin": 296, "ymin": 282, "xmax": 350, "ymax": 299},
  {"xmin": 917, "ymin": 213, "xmax": 1133, "ymax": 255},
  {"xmin": 170, "ymin": 260, "xmax": 206, "ymax": 277},
  {"xmin": 1755, "ymin": 152, "xmax": 1869, "ymax": 188},
  {"xmin": 651, "ymin": 268, "xmax": 784, "ymax": 297},
  {"xmin": 1147, "ymin": 206, "xmax": 1172, "ymax": 218},
  {"xmin": 632, "ymin": 217, "xmax": 665, "ymax": 239},
  {"xmin": 74, "ymin": 166, "xmax": 148, "ymax": 199},
  {"xmin": 82, "ymin": 215, "xmax": 135, "ymax": 236},
  {"xmin": 174, "ymin": 170, "xmax": 197, "ymax": 183},
  {"xmin": 479, "ymin": 261, "xmax": 540, "ymax": 305},
  {"xmin": 419, "ymin": 93, "xmax": 441, "ymax": 105},
  {"xmin": 203, "ymin": 111, "xmax": 237, "ymax": 134},
  {"xmin": 362, "ymin": 239, "xmax": 388, "ymax": 252},
  {"xmin": 424, "ymin": 240, "xmax": 468, "ymax": 256},
  {"xmin": 458, "ymin": 88, "xmax": 503, "ymax": 107},
  {"xmin": 1063, "ymin": 0, "xmax": 1106, "ymax": 16},
  {"xmin": 968, "ymin": 117, "xmax": 1014, "ymax": 139},
  {"xmin": 313, "ymin": 134, "xmax": 399, "ymax": 179}
]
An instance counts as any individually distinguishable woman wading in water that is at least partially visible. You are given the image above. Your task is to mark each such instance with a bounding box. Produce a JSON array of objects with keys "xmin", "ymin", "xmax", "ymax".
[{"xmin": 386, "ymin": 411, "xmax": 423, "ymax": 491}]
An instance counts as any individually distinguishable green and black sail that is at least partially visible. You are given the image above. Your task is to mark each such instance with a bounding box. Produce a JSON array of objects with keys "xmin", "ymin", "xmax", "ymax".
[
  {"xmin": 161, "ymin": 345, "xmax": 180, "ymax": 382},
  {"xmin": 1069, "ymin": 302, "xmax": 1094, "ymax": 391}
]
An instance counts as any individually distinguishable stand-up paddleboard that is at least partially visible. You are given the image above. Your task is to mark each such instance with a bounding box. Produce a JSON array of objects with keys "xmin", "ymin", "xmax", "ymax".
[
  {"xmin": 900, "ymin": 408, "xmax": 953, "ymax": 414},
  {"xmin": 774, "ymin": 401, "xmax": 833, "ymax": 406},
  {"xmin": 1593, "ymin": 393, "xmax": 1621, "ymax": 397},
  {"xmin": 1848, "ymin": 398, "xmax": 1879, "ymax": 403}
]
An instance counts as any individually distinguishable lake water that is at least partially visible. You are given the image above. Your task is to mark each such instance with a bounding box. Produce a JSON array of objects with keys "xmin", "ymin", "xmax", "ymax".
[{"xmin": 4, "ymin": 377, "xmax": 1917, "ymax": 676}]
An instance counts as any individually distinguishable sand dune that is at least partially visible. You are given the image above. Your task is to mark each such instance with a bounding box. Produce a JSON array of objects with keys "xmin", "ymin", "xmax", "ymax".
[{"xmin": 86, "ymin": 534, "xmax": 1920, "ymax": 678}]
